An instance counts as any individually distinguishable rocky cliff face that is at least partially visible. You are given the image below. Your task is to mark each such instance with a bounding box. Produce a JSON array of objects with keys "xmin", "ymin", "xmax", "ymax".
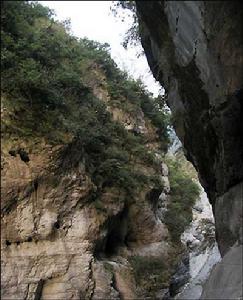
[
  {"xmin": 136, "ymin": 1, "xmax": 243, "ymax": 298},
  {"xmin": 1, "ymin": 3, "xmax": 181, "ymax": 296},
  {"xmin": 1, "ymin": 63, "xmax": 174, "ymax": 299}
]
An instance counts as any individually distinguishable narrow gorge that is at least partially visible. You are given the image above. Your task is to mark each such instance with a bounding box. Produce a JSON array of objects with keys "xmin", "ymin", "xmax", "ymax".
[{"xmin": 1, "ymin": 1, "xmax": 242, "ymax": 300}]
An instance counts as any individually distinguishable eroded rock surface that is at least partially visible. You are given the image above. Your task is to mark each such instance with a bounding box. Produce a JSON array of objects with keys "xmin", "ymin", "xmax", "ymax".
[
  {"xmin": 175, "ymin": 189, "xmax": 221, "ymax": 299},
  {"xmin": 1, "ymin": 84, "xmax": 171, "ymax": 299},
  {"xmin": 136, "ymin": 1, "xmax": 243, "ymax": 298},
  {"xmin": 201, "ymin": 244, "xmax": 243, "ymax": 300}
]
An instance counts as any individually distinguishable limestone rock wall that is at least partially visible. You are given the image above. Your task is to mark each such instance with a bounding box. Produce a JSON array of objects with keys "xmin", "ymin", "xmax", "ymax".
[
  {"xmin": 1, "ymin": 93, "xmax": 170, "ymax": 299},
  {"xmin": 136, "ymin": 1, "xmax": 243, "ymax": 298},
  {"xmin": 136, "ymin": 0, "xmax": 243, "ymax": 257}
]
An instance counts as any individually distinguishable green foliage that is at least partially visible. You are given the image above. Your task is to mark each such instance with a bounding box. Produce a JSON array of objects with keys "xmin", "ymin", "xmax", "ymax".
[
  {"xmin": 164, "ymin": 157, "xmax": 200, "ymax": 242},
  {"xmin": 111, "ymin": 1, "xmax": 139, "ymax": 50},
  {"xmin": 110, "ymin": 1, "xmax": 171, "ymax": 148},
  {"xmin": 140, "ymin": 93, "xmax": 171, "ymax": 149},
  {"xmin": 1, "ymin": 1, "xmax": 170, "ymax": 201},
  {"xmin": 2, "ymin": 1, "xmax": 170, "ymax": 146},
  {"xmin": 93, "ymin": 200, "xmax": 107, "ymax": 213},
  {"xmin": 129, "ymin": 255, "xmax": 170, "ymax": 296},
  {"xmin": 149, "ymin": 174, "xmax": 164, "ymax": 189},
  {"xmin": 107, "ymin": 77, "xmax": 171, "ymax": 150}
]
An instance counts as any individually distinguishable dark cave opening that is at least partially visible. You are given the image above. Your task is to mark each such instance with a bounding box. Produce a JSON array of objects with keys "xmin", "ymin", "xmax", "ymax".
[
  {"xmin": 5, "ymin": 240, "xmax": 11, "ymax": 246},
  {"xmin": 104, "ymin": 226, "xmax": 125, "ymax": 256},
  {"xmin": 53, "ymin": 221, "xmax": 60, "ymax": 229},
  {"xmin": 94, "ymin": 206, "xmax": 129, "ymax": 258}
]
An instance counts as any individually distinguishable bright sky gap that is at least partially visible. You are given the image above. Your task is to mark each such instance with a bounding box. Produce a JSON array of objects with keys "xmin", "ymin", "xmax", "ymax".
[{"xmin": 38, "ymin": 1, "xmax": 163, "ymax": 96}]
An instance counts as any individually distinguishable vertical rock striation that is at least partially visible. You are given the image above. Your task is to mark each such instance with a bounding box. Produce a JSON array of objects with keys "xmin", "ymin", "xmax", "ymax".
[{"xmin": 136, "ymin": 1, "xmax": 243, "ymax": 298}]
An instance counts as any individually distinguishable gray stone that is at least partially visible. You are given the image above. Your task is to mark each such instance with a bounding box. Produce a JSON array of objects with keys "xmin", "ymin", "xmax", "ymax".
[
  {"xmin": 201, "ymin": 245, "xmax": 243, "ymax": 299},
  {"xmin": 136, "ymin": 0, "xmax": 243, "ymax": 298},
  {"xmin": 215, "ymin": 182, "xmax": 243, "ymax": 255}
]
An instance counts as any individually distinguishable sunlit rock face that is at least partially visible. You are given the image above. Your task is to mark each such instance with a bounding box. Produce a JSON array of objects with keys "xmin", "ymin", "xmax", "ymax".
[
  {"xmin": 1, "ymin": 133, "xmax": 170, "ymax": 300},
  {"xmin": 1, "ymin": 86, "xmax": 171, "ymax": 299},
  {"xmin": 136, "ymin": 1, "xmax": 243, "ymax": 298}
]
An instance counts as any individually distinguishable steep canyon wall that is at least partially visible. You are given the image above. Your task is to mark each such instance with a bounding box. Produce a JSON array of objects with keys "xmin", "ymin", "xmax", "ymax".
[{"xmin": 136, "ymin": 1, "xmax": 243, "ymax": 298}]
